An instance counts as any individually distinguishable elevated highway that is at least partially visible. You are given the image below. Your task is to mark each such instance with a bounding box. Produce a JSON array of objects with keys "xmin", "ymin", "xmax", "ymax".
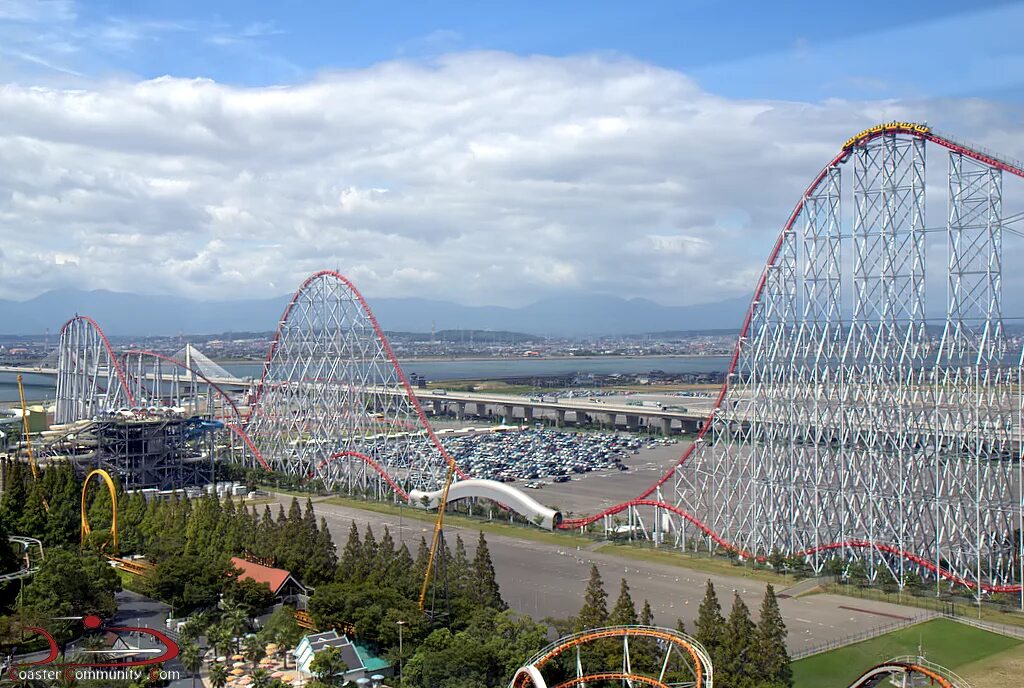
[{"xmin": 2, "ymin": 364, "xmax": 707, "ymax": 434}]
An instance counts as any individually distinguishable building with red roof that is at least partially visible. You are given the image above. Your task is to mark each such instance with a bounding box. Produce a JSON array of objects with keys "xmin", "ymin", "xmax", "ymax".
[{"xmin": 230, "ymin": 557, "xmax": 307, "ymax": 603}]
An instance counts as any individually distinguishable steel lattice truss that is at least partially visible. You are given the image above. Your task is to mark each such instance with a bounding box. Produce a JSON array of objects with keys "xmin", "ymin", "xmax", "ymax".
[
  {"xmin": 55, "ymin": 316, "xmax": 132, "ymax": 424},
  {"xmin": 670, "ymin": 128, "xmax": 1024, "ymax": 596},
  {"xmin": 244, "ymin": 271, "xmax": 454, "ymax": 496}
]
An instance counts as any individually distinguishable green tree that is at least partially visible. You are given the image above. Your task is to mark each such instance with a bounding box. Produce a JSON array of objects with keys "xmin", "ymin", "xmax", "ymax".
[
  {"xmin": 694, "ymin": 579, "xmax": 724, "ymax": 660},
  {"xmin": 251, "ymin": 667, "xmax": 273, "ymax": 688},
  {"xmin": 23, "ymin": 549, "xmax": 120, "ymax": 625},
  {"xmin": 754, "ymin": 584, "xmax": 792, "ymax": 687},
  {"xmin": 305, "ymin": 517, "xmax": 337, "ymax": 585},
  {"xmin": 609, "ymin": 578, "xmax": 638, "ymax": 626},
  {"xmin": 207, "ymin": 623, "xmax": 234, "ymax": 659},
  {"xmin": 209, "ymin": 662, "xmax": 229, "ymax": 688},
  {"xmin": 338, "ymin": 521, "xmax": 363, "ymax": 580},
  {"xmin": 243, "ymin": 633, "xmax": 267, "ymax": 666},
  {"xmin": 221, "ymin": 603, "xmax": 250, "ymax": 651},
  {"xmin": 472, "ymin": 531, "xmax": 504, "ymax": 610},
  {"xmin": 640, "ymin": 599, "xmax": 654, "ymax": 626},
  {"xmin": 576, "ymin": 565, "xmax": 608, "ymax": 631},
  {"xmin": 19, "ymin": 483, "xmax": 48, "ymax": 541},
  {"xmin": 719, "ymin": 593, "xmax": 757, "ymax": 688},
  {"xmin": 41, "ymin": 464, "xmax": 80, "ymax": 547},
  {"xmin": 179, "ymin": 640, "xmax": 203, "ymax": 688},
  {"xmin": 0, "ymin": 461, "xmax": 27, "ymax": 531},
  {"xmin": 0, "ymin": 518, "xmax": 21, "ymax": 575},
  {"xmin": 259, "ymin": 606, "xmax": 304, "ymax": 668},
  {"xmin": 310, "ymin": 646, "xmax": 349, "ymax": 686}
]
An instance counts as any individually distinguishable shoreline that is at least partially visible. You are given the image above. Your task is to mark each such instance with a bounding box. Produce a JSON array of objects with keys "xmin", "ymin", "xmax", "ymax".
[{"xmin": 207, "ymin": 353, "xmax": 732, "ymax": 364}]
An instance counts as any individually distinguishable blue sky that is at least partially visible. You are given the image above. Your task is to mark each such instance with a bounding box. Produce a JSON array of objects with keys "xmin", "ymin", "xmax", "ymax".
[
  {"xmin": 6, "ymin": 1, "xmax": 1024, "ymax": 100},
  {"xmin": 0, "ymin": 1, "xmax": 1023, "ymax": 306}
]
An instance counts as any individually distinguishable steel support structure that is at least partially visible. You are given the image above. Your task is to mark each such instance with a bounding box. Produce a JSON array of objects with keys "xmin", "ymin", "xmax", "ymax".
[
  {"xmin": 55, "ymin": 316, "xmax": 131, "ymax": 424},
  {"xmin": 243, "ymin": 271, "xmax": 457, "ymax": 497},
  {"xmin": 674, "ymin": 130, "xmax": 1024, "ymax": 597},
  {"xmin": 508, "ymin": 626, "xmax": 712, "ymax": 688}
]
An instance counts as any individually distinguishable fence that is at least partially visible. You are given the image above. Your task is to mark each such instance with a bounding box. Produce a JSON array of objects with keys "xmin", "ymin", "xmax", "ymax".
[{"xmin": 790, "ymin": 613, "xmax": 936, "ymax": 660}]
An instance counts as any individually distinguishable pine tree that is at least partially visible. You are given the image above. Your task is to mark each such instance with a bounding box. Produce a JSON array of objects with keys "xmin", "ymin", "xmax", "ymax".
[
  {"xmin": 394, "ymin": 542, "xmax": 416, "ymax": 595},
  {"xmin": 377, "ymin": 526, "xmax": 396, "ymax": 576},
  {"xmin": 338, "ymin": 521, "xmax": 363, "ymax": 581},
  {"xmin": 719, "ymin": 593, "xmax": 756, "ymax": 688},
  {"xmin": 413, "ymin": 536, "xmax": 429, "ymax": 582},
  {"xmin": 0, "ymin": 461, "xmax": 27, "ymax": 531},
  {"xmin": 694, "ymin": 579, "xmax": 725, "ymax": 660},
  {"xmin": 450, "ymin": 534, "xmax": 470, "ymax": 597},
  {"xmin": 20, "ymin": 483, "xmax": 48, "ymax": 541},
  {"xmin": 675, "ymin": 618, "xmax": 686, "ymax": 634},
  {"xmin": 640, "ymin": 600, "xmax": 654, "ymax": 626},
  {"xmin": 754, "ymin": 585, "xmax": 792, "ymax": 687},
  {"xmin": 609, "ymin": 578, "xmax": 638, "ymax": 625},
  {"xmin": 576, "ymin": 565, "xmax": 608, "ymax": 631},
  {"xmin": 362, "ymin": 526, "xmax": 379, "ymax": 578},
  {"xmin": 471, "ymin": 531, "xmax": 503, "ymax": 610},
  {"xmin": 304, "ymin": 517, "xmax": 337, "ymax": 585},
  {"xmin": 42, "ymin": 465, "xmax": 79, "ymax": 547}
]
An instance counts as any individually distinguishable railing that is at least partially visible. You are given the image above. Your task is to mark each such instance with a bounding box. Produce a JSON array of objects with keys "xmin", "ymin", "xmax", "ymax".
[
  {"xmin": 887, "ymin": 655, "xmax": 972, "ymax": 688},
  {"xmin": 947, "ymin": 615, "xmax": 1024, "ymax": 641},
  {"xmin": 790, "ymin": 614, "xmax": 935, "ymax": 660}
]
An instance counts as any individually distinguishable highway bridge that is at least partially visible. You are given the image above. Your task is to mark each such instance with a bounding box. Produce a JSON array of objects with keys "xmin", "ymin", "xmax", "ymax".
[{"xmin": 1, "ymin": 364, "xmax": 707, "ymax": 434}]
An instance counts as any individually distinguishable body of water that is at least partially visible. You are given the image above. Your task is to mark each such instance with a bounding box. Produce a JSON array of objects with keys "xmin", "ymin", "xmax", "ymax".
[{"xmin": 0, "ymin": 355, "xmax": 731, "ymax": 403}]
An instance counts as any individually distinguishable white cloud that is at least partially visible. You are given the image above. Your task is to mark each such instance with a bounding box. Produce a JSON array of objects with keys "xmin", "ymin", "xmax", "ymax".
[{"xmin": 0, "ymin": 51, "xmax": 1022, "ymax": 308}]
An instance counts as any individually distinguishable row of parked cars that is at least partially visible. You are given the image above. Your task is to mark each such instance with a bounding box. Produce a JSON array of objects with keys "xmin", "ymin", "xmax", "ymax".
[{"xmin": 439, "ymin": 428, "xmax": 646, "ymax": 484}]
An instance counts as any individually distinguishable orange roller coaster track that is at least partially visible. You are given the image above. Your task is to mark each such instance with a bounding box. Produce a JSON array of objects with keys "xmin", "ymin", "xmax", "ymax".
[{"xmin": 509, "ymin": 625, "xmax": 713, "ymax": 688}]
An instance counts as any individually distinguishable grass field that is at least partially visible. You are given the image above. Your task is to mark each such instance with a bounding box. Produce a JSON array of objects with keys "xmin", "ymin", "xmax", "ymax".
[
  {"xmin": 958, "ymin": 642, "xmax": 1024, "ymax": 688},
  {"xmin": 792, "ymin": 618, "xmax": 1020, "ymax": 687}
]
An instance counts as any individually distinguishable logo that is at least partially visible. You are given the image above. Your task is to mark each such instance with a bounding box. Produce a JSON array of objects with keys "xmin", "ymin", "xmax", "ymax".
[{"xmin": 8, "ymin": 614, "xmax": 180, "ymax": 683}]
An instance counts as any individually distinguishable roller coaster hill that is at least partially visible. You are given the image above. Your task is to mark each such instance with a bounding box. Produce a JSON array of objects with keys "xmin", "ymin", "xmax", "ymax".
[{"xmin": 39, "ymin": 121, "xmax": 1024, "ymax": 614}]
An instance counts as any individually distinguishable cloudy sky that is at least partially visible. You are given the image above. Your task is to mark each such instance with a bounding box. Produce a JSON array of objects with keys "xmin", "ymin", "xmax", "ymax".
[{"xmin": 0, "ymin": 0, "xmax": 1023, "ymax": 307}]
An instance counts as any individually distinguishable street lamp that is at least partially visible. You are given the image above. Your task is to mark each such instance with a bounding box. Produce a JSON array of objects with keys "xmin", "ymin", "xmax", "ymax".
[{"xmin": 396, "ymin": 620, "xmax": 406, "ymax": 686}]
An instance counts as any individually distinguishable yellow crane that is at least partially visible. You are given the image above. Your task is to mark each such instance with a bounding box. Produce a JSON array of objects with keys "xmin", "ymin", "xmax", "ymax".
[
  {"xmin": 17, "ymin": 374, "xmax": 39, "ymax": 481},
  {"xmin": 17, "ymin": 374, "xmax": 48, "ymax": 511},
  {"xmin": 418, "ymin": 460, "xmax": 458, "ymax": 612}
]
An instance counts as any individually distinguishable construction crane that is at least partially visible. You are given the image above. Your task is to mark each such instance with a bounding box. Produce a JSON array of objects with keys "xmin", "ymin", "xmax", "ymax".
[
  {"xmin": 18, "ymin": 374, "xmax": 48, "ymax": 511},
  {"xmin": 17, "ymin": 374, "xmax": 40, "ymax": 481},
  {"xmin": 418, "ymin": 460, "xmax": 457, "ymax": 613}
]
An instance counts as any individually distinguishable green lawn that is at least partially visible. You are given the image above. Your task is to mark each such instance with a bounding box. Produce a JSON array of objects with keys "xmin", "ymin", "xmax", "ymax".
[{"xmin": 792, "ymin": 618, "xmax": 1021, "ymax": 687}]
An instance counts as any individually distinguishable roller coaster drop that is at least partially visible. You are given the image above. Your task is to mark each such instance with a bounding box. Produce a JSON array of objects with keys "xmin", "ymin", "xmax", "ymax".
[{"xmin": 53, "ymin": 123, "xmax": 1024, "ymax": 603}]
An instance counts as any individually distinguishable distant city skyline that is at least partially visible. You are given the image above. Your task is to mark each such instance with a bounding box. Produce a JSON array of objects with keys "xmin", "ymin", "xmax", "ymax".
[{"xmin": 0, "ymin": 1, "xmax": 1023, "ymax": 308}]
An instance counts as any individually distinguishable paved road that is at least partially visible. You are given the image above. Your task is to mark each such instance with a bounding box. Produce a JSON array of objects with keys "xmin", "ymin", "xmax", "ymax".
[{"xmin": 271, "ymin": 493, "xmax": 932, "ymax": 653}]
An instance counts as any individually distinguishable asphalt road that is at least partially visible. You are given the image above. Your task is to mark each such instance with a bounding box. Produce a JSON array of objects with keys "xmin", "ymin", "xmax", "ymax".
[{"xmin": 273, "ymin": 493, "xmax": 933, "ymax": 653}]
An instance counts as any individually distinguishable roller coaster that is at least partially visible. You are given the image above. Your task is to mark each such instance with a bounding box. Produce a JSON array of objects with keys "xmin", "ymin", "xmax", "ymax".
[
  {"xmin": 508, "ymin": 626, "xmax": 713, "ymax": 688},
  {"xmin": 504, "ymin": 627, "xmax": 969, "ymax": 688},
  {"xmin": 0, "ymin": 536, "xmax": 44, "ymax": 583},
  {"xmin": 48, "ymin": 122, "xmax": 1024, "ymax": 602}
]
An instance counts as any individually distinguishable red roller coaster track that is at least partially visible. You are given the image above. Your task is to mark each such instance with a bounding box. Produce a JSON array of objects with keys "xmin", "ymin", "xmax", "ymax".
[
  {"xmin": 56, "ymin": 124, "xmax": 1024, "ymax": 595},
  {"xmin": 555, "ymin": 124, "xmax": 1024, "ymax": 595}
]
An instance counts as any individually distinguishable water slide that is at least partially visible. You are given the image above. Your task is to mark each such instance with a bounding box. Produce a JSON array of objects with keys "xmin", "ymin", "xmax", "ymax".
[{"xmin": 409, "ymin": 478, "xmax": 562, "ymax": 530}]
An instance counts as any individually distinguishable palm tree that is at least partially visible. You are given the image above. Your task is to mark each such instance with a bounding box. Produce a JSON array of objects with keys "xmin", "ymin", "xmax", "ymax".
[
  {"xmin": 209, "ymin": 662, "xmax": 229, "ymax": 688},
  {"xmin": 208, "ymin": 623, "xmax": 234, "ymax": 659},
  {"xmin": 251, "ymin": 668, "xmax": 272, "ymax": 688},
  {"xmin": 243, "ymin": 633, "xmax": 266, "ymax": 666},
  {"xmin": 179, "ymin": 640, "xmax": 203, "ymax": 688},
  {"xmin": 222, "ymin": 607, "xmax": 250, "ymax": 652}
]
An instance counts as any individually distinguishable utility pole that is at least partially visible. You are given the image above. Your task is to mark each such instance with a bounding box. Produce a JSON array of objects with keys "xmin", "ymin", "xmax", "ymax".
[{"xmin": 396, "ymin": 620, "xmax": 406, "ymax": 685}]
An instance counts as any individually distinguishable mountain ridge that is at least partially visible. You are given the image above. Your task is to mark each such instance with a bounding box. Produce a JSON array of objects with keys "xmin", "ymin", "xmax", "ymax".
[{"xmin": 0, "ymin": 288, "xmax": 750, "ymax": 337}]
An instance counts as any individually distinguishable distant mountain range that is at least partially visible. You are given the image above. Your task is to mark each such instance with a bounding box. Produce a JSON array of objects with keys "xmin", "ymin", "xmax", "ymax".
[{"xmin": 0, "ymin": 288, "xmax": 750, "ymax": 337}]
